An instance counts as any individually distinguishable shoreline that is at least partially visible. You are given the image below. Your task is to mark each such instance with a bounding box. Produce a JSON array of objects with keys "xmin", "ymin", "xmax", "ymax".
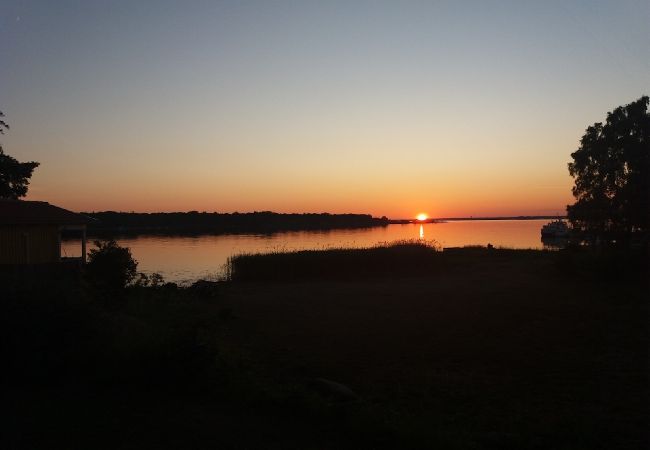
[{"xmin": 389, "ymin": 215, "xmax": 566, "ymax": 224}]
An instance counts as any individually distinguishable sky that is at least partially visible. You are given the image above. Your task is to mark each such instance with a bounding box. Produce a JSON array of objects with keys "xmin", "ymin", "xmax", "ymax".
[{"xmin": 1, "ymin": 1, "xmax": 648, "ymax": 219}]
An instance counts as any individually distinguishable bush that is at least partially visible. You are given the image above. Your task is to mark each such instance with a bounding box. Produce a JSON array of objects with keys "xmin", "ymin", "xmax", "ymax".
[
  {"xmin": 86, "ymin": 240, "xmax": 138, "ymax": 293},
  {"xmin": 132, "ymin": 271, "xmax": 165, "ymax": 288}
]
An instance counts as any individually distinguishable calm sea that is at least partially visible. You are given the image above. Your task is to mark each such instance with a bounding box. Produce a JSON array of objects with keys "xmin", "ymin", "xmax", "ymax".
[{"xmin": 63, "ymin": 219, "xmax": 555, "ymax": 283}]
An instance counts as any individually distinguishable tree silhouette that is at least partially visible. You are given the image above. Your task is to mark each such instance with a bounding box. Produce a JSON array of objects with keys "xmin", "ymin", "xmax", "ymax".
[
  {"xmin": 0, "ymin": 111, "xmax": 40, "ymax": 199},
  {"xmin": 567, "ymin": 96, "xmax": 649, "ymax": 243},
  {"xmin": 86, "ymin": 240, "xmax": 138, "ymax": 294},
  {"xmin": 0, "ymin": 111, "xmax": 8, "ymax": 142}
]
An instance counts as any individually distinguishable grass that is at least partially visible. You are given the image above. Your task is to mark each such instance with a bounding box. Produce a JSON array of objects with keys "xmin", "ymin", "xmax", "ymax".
[
  {"xmin": 2, "ymin": 244, "xmax": 648, "ymax": 449},
  {"xmin": 227, "ymin": 239, "xmax": 446, "ymax": 281},
  {"xmin": 222, "ymin": 243, "xmax": 648, "ymax": 448}
]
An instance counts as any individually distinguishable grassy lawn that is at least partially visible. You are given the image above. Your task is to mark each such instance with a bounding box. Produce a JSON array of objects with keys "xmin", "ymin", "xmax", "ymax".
[
  {"xmin": 2, "ymin": 246, "xmax": 647, "ymax": 449},
  {"xmin": 218, "ymin": 247, "xmax": 648, "ymax": 449}
]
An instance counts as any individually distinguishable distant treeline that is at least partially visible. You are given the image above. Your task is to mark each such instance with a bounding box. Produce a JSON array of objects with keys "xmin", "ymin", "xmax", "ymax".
[{"xmin": 82, "ymin": 211, "xmax": 389, "ymax": 235}]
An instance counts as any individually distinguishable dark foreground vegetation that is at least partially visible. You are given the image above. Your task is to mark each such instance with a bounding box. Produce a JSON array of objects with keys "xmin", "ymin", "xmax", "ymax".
[
  {"xmin": 2, "ymin": 243, "xmax": 648, "ymax": 449},
  {"xmin": 83, "ymin": 211, "xmax": 389, "ymax": 235}
]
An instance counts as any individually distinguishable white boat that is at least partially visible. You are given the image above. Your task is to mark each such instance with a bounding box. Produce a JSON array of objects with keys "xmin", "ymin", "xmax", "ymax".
[{"xmin": 541, "ymin": 219, "xmax": 569, "ymax": 238}]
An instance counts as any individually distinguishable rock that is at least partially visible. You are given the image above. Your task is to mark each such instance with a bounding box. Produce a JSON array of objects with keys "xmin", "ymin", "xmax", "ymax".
[{"xmin": 311, "ymin": 378, "xmax": 359, "ymax": 401}]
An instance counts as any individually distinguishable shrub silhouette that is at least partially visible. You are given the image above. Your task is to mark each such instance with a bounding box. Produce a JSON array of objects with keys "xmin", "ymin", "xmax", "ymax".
[{"xmin": 86, "ymin": 240, "xmax": 137, "ymax": 293}]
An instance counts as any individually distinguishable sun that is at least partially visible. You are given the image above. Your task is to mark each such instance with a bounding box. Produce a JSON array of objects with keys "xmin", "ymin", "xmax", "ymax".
[{"xmin": 416, "ymin": 213, "xmax": 428, "ymax": 221}]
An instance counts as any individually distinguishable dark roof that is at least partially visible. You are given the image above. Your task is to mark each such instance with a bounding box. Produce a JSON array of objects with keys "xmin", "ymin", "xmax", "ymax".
[{"xmin": 0, "ymin": 200, "xmax": 92, "ymax": 226}]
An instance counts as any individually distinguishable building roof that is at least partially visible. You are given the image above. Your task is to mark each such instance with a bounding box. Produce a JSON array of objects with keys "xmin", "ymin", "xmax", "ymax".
[{"xmin": 0, "ymin": 200, "xmax": 92, "ymax": 226}]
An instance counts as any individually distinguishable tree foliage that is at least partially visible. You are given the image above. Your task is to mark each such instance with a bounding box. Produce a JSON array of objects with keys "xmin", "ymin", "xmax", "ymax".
[
  {"xmin": 86, "ymin": 240, "xmax": 138, "ymax": 293},
  {"xmin": 0, "ymin": 111, "xmax": 8, "ymax": 139},
  {"xmin": 567, "ymin": 96, "xmax": 649, "ymax": 241},
  {"xmin": 0, "ymin": 111, "xmax": 40, "ymax": 199}
]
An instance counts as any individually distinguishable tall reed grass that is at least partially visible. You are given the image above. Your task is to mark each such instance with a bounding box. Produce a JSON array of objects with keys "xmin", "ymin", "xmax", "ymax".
[{"xmin": 226, "ymin": 239, "xmax": 443, "ymax": 281}]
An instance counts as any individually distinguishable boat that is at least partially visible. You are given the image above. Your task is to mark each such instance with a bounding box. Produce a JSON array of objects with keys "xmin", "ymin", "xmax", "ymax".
[{"xmin": 541, "ymin": 219, "xmax": 569, "ymax": 238}]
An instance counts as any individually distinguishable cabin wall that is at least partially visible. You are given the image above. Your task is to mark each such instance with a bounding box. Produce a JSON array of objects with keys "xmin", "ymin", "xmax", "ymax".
[{"xmin": 0, "ymin": 225, "xmax": 60, "ymax": 264}]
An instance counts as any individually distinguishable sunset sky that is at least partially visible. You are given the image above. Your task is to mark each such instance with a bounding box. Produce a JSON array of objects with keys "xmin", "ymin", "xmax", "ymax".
[{"xmin": 1, "ymin": 1, "xmax": 648, "ymax": 218}]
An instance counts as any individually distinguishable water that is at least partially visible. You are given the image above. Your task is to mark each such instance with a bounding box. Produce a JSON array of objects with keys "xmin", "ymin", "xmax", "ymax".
[{"xmin": 63, "ymin": 219, "xmax": 553, "ymax": 283}]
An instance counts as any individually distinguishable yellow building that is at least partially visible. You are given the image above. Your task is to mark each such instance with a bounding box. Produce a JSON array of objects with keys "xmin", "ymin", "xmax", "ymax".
[{"xmin": 0, "ymin": 200, "xmax": 90, "ymax": 265}]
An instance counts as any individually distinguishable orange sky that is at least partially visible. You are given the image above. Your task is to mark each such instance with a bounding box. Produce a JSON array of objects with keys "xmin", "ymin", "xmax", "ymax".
[{"xmin": 3, "ymin": 2, "xmax": 647, "ymax": 218}]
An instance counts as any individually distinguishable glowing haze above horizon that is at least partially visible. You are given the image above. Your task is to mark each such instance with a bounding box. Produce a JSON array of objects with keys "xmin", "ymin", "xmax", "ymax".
[{"xmin": 1, "ymin": 1, "xmax": 648, "ymax": 219}]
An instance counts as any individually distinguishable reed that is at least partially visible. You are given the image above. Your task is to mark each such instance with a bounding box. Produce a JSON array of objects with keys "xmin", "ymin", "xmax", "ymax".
[{"xmin": 228, "ymin": 239, "xmax": 443, "ymax": 282}]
